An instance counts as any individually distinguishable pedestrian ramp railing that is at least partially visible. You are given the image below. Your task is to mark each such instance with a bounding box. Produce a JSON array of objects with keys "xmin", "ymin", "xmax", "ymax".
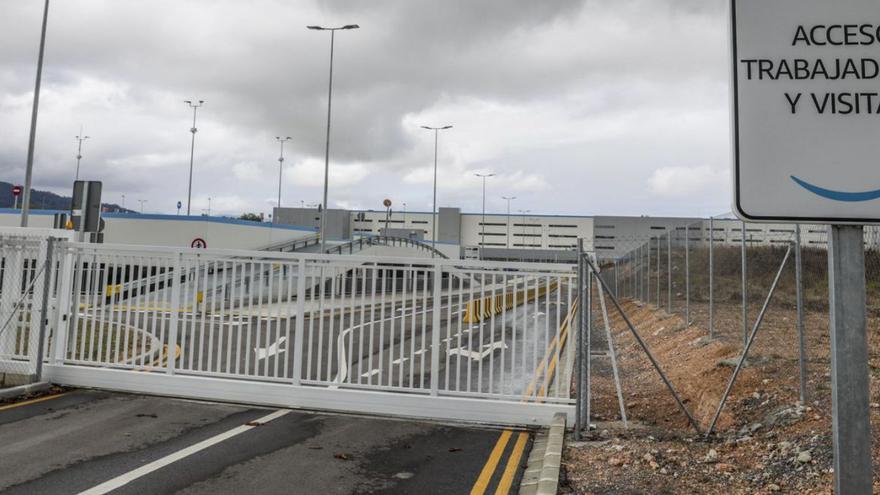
[{"xmin": 0, "ymin": 230, "xmax": 577, "ymax": 427}]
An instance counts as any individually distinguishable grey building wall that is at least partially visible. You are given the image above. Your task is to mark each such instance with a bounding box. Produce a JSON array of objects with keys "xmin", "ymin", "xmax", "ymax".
[
  {"xmin": 437, "ymin": 207, "xmax": 461, "ymax": 244},
  {"xmin": 274, "ymin": 207, "xmax": 350, "ymax": 240}
]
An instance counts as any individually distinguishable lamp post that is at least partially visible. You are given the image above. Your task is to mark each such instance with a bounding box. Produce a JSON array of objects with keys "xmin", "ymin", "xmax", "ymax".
[
  {"xmin": 207, "ymin": 197, "xmax": 212, "ymax": 216},
  {"xmin": 121, "ymin": 194, "xmax": 125, "ymax": 210},
  {"xmin": 20, "ymin": 0, "xmax": 50, "ymax": 227},
  {"xmin": 138, "ymin": 199, "xmax": 147, "ymax": 213},
  {"xmin": 74, "ymin": 127, "xmax": 90, "ymax": 181},
  {"xmin": 475, "ymin": 173, "xmax": 495, "ymax": 250},
  {"xmin": 402, "ymin": 202, "xmax": 407, "ymax": 226},
  {"xmin": 518, "ymin": 209, "xmax": 531, "ymax": 248},
  {"xmin": 275, "ymin": 136, "xmax": 291, "ymax": 211},
  {"xmin": 421, "ymin": 125, "xmax": 452, "ymax": 254},
  {"xmin": 307, "ymin": 23, "xmax": 359, "ymax": 252},
  {"xmin": 184, "ymin": 99, "xmax": 205, "ymax": 216},
  {"xmin": 502, "ymin": 196, "xmax": 516, "ymax": 248}
]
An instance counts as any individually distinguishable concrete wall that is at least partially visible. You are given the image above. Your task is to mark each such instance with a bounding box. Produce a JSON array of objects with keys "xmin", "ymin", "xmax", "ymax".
[
  {"xmin": 0, "ymin": 210, "xmax": 316, "ymax": 250},
  {"xmin": 274, "ymin": 207, "xmax": 350, "ymax": 241},
  {"xmin": 437, "ymin": 207, "xmax": 461, "ymax": 244},
  {"xmin": 460, "ymin": 213, "xmax": 593, "ymax": 251}
]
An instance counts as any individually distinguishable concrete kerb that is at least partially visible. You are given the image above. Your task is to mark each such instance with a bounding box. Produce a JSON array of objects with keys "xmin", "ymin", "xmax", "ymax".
[
  {"xmin": 519, "ymin": 412, "xmax": 566, "ymax": 495},
  {"xmin": 0, "ymin": 381, "xmax": 50, "ymax": 400}
]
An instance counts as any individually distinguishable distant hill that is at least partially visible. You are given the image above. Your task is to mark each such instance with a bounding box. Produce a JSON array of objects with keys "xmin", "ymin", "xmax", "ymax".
[{"xmin": 0, "ymin": 181, "xmax": 132, "ymax": 213}]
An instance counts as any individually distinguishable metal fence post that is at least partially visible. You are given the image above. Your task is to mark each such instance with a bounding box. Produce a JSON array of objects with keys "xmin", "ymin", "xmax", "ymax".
[
  {"xmin": 575, "ymin": 238, "xmax": 585, "ymax": 439},
  {"xmin": 795, "ymin": 224, "xmax": 806, "ymax": 404},
  {"xmin": 644, "ymin": 243, "xmax": 649, "ymax": 302},
  {"xmin": 585, "ymin": 260, "xmax": 593, "ymax": 432},
  {"xmin": 656, "ymin": 235, "xmax": 660, "ymax": 308},
  {"xmin": 51, "ymin": 240, "xmax": 73, "ymax": 365},
  {"xmin": 167, "ymin": 252, "xmax": 182, "ymax": 376},
  {"xmin": 709, "ymin": 217, "xmax": 715, "ymax": 338},
  {"xmin": 827, "ymin": 225, "xmax": 872, "ymax": 494},
  {"xmin": 685, "ymin": 225, "xmax": 690, "ymax": 326},
  {"xmin": 667, "ymin": 232, "xmax": 672, "ymax": 312},
  {"xmin": 741, "ymin": 220, "xmax": 748, "ymax": 348},
  {"xmin": 614, "ymin": 259, "xmax": 619, "ymax": 297},
  {"xmin": 34, "ymin": 237, "xmax": 55, "ymax": 381},
  {"xmin": 430, "ymin": 263, "xmax": 442, "ymax": 396},
  {"xmin": 293, "ymin": 258, "xmax": 307, "ymax": 386}
]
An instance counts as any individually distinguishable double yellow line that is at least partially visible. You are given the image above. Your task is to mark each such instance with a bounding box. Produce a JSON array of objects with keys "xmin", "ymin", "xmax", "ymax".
[{"xmin": 469, "ymin": 299, "xmax": 579, "ymax": 495}]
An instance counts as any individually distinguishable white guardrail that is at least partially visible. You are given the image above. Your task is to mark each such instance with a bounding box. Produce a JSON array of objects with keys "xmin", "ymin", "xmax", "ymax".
[{"xmin": 3, "ymin": 232, "xmax": 578, "ymax": 426}]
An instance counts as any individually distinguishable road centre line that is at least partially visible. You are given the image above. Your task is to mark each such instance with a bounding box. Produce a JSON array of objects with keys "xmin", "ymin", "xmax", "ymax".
[{"xmin": 78, "ymin": 409, "xmax": 290, "ymax": 495}]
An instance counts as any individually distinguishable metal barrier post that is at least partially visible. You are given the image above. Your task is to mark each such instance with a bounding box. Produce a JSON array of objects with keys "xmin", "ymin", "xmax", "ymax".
[
  {"xmin": 34, "ymin": 237, "xmax": 54, "ymax": 381},
  {"xmin": 575, "ymin": 238, "xmax": 584, "ymax": 439},
  {"xmin": 667, "ymin": 232, "xmax": 672, "ymax": 312},
  {"xmin": 167, "ymin": 252, "xmax": 182, "ymax": 375},
  {"xmin": 292, "ymin": 258, "xmax": 306, "ymax": 386},
  {"xmin": 646, "ymin": 238, "xmax": 651, "ymax": 304},
  {"xmin": 655, "ymin": 235, "xmax": 660, "ymax": 308},
  {"xmin": 430, "ymin": 263, "xmax": 442, "ymax": 396}
]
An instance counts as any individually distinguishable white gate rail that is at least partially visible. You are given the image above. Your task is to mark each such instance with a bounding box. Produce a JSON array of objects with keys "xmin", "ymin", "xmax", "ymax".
[{"xmin": 10, "ymin": 236, "xmax": 576, "ymax": 426}]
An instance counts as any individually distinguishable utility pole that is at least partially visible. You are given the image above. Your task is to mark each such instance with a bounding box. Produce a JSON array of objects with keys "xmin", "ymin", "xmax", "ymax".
[
  {"xmin": 421, "ymin": 125, "xmax": 452, "ymax": 254},
  {"xmin": 308, "ymin": 23, "xmax": 359, "ymax": 251},
  {"xmin": 20, "ymin": 0, "xmax": 50, "ymax": 227},
  {"xmin": 475, "ymin": 173, "xmax": 495, "ymax": 251},
  {"xmin": 184, "ymin": 99, "xmax": 205, "ymax": 216},
  {"xmin": 502, "ymin": 196, "xmax": 516, "ymax": 248}
]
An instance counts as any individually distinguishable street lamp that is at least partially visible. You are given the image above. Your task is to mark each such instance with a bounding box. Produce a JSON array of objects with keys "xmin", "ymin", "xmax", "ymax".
[
  {"xmin": 138, "ymin": 199, "xmax": 147, "ymax": 213},
  {"xmin": 74, "ymin": 127, "xmax": 90, "ymax": 181},
  {"xmin": 402, "ymin": 202, "xmax": 407, "ymax": 226},
  {"xmin": 121, "ymin": 194, "xmax": 125, "ymax": 210},
  {"xmin": 307, "ymin": 23, "xmax": 359, "ymax": 252},
  {"xmin": 20, "ymin": 0, "xmax": 50, "ymax": 227},
  {"xmin": 184, "ymin": 99, "xmax": 205, "ymax": 216},
  {"xmin": 475, "ymin": 172, "xmax": 495, "ymax": 250},
  {"xmin": 275, "ymin": 136, "xmax": 292, "ymax": 212},
  {"xmin": 421, "ymin": 125, "xmax": 452, "ymax": 254},
  {"xmin": 518, "ymin": 209, "xmax": 531, "ymax": 248},
  {"xmin": 502, "ymin": 196, "xmax": 516, "ymax": 248},
  {"xmin": 207, "ymin": 196, "xmax": 212, "ymax": 216}
]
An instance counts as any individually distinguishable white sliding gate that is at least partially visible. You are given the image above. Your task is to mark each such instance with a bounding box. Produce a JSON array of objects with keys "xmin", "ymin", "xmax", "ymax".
[{"xmin": 6, "ymin": 231, "xmax": 576, "ymax": 426}]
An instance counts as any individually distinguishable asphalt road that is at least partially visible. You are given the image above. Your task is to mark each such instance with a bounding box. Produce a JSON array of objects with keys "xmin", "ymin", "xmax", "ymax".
[{"xmin": 0, "ymin": 390, "xmax": 529, "ymax": 494}]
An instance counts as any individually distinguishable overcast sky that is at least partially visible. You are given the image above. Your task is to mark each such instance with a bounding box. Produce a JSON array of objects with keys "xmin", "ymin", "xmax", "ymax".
[{"xmin": 0, "ymin": 0, "xmax": 731, "ymax": 218}]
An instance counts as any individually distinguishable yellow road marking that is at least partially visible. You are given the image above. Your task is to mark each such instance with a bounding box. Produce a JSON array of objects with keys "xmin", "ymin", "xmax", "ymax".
[
  {"xmin": 495, "ymin": 432, "xmax": 529, "ymax": 495},
  {"xmin": 470, "ymin": 429, "xmax": 513, "ymax": 495},
  {"xmin": 0, "ymin": 392, "xmax": 68, "ymax": 412},
  {"xmin": 470, "ymin": 299, "xmax": 580, "ymax": 494}
]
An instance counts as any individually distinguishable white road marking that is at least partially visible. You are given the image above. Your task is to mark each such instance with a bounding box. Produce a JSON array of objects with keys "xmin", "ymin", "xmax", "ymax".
[
  {"xmin": 446, "ymin": 341, "xmax": 508, "ymax": 361},
  {"xmin": 361, "ymin": 369, "xmax": 381, "ymax": 378},
  {"xmin": 391, "ymin": 357, "xmax": 409, "ymax": 365},
  {"xmin": 78, "ymin": 409, "xmax": 290, "ymax": 495},
  {"xmin": 254, "ymin": 336, "xmax": 286, "ymax": 360}
]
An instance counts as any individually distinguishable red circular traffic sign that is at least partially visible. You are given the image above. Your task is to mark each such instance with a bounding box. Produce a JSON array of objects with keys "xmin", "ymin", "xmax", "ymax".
[
  {"xmin": 191, "ymin": 238, "xmax": 207, "ymax": 249},
  {"xmin": 11, "ymin": 185, "xmax": 22, "ymax": 197}
]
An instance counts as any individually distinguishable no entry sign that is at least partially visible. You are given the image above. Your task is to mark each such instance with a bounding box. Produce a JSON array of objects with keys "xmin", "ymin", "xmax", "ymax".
[
  {"xmin": 11, "ymin": 185, "xmax": 22, "ymax": 197},
  {"xmin": 731, "ymin": 0, "xmax": 880, "ymax": 223},
  {"xmin": 191, "ymin": 238, "xmax": 207, "ymax": 249}
]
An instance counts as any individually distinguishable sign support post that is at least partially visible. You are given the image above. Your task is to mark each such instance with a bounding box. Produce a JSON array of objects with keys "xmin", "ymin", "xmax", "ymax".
[{"xmin": 827, "ymin": 225, "xmax": 872, "ymax": 494}]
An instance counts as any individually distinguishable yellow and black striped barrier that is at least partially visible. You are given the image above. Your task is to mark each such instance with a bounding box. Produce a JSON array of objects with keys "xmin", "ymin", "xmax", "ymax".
[{"xmin": 462, "ymin": 280, "xmax": 559, "ymax": 323}]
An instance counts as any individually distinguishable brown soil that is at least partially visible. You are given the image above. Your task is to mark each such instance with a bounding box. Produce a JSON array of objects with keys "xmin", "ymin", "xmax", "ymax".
[{"xmin": 561, "ymin": 297, "xmax": 880, "ymax": 494}]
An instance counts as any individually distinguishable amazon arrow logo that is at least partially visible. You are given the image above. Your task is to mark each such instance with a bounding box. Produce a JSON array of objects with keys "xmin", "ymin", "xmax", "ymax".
[{"xmin": 791, "ymin": 176, "xmax": 880, "ymax": 202}]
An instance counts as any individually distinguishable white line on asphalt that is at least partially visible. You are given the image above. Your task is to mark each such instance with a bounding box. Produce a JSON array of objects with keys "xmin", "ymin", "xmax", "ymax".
[
  {"xmin": 255, "ymin": 336, "xmax": 287, "ymax": 361},
  {"xmin": 361, "ymin": 369, "xmax": 381, "ymax": 378},
  {"xmin": 78, "ymin": 409, "xmax": 290, "ymax": 495}
]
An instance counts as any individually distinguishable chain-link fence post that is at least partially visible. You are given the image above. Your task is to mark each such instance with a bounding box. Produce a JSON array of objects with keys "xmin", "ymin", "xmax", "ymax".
[
  {"xmin": 795, "ymin": 223, "xmax": 807, "ymax": 404},
  {"xmin": 656, "ymin": 235, "xmax": 660, "ymax": 307},
  {"xmin": 709, "ymin": 217, "xmax": 715, "ymax": 339},
  {"xmin": 575, "ymin": 238, "xmax": 584, "ymax": 439},
  {"xmin": 667, "ymin": 232, "xmax": 672, "ymax": 313},
  {"xmin": 647, "ymin": 238, "xmax": 652, "ymax": 304},
  {"xmin": 685, "ymin": 224, "xmax": 690, "ymax": 326}
]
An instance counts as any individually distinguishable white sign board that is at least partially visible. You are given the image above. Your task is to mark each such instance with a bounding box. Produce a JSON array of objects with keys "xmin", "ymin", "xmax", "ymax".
[{"xmin": 732, "ymin": 0, "xmax": 880, "ymax": 223}]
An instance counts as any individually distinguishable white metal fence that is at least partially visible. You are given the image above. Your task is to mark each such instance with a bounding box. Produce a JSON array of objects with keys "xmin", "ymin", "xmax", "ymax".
[{"xmin": 5, "ymin": 232, "xmax": 577, "ymax": 426}]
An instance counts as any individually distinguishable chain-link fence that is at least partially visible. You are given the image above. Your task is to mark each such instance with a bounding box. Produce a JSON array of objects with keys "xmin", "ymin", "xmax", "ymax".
[{"xmin": 589, "ymin": 219, "xmax": 880, "ymax": 412}]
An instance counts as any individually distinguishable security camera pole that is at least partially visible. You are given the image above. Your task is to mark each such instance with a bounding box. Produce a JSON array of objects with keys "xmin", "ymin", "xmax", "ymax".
[
  {"xmin": 276, "ymin": 136, "xmax": 292, "ymax": 211},
  {"xmin": 307, "ymin": 23, "xmax": 359, "ymax": 251},
  {"xmin": 184, "ymin": 99, "xmax": 205, "ymax": 216},
  {"xmin": 74, "ymin": 127, "xmax": 90, "ymax": 181}
]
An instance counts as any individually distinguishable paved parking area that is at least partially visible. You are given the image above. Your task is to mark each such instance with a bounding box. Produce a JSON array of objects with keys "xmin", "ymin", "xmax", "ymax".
[{"xmin": 0, "ymin": 390, "xmax": 531, "ymax": 494}]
